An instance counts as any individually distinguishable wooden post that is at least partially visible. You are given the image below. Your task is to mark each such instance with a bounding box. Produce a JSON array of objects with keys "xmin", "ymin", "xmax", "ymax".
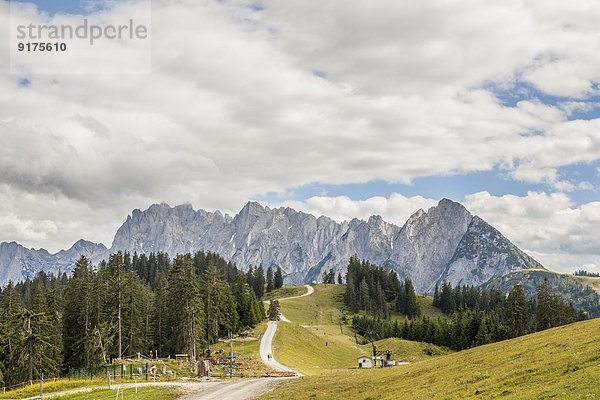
[
  {"xmin": 107, "ymin": 368, "xmax": 111, "ymax": 389},
  {"xmin": 39, "ymin": 373, "xmax": 43, "ymax": 400},
  {"xmin": 339, "ymin": 321, "xmax": 343, "ymax": 334}
]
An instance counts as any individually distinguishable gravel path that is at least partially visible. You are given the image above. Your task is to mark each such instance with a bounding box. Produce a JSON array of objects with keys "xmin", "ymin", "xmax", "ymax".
[
  {"xmin": 259, "ymin": 284, "xmax": 314, "ymax": 376},
  {"xmin": 178, "ymin": 378, "xmax": 289, "ymax": 400},
  {"xmin": 19, "ymin": 379, "xmax": 288, "ymax": 400}
]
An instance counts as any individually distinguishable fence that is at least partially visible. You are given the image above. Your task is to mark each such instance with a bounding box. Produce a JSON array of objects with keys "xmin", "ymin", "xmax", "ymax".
[
  {"xmin": 2, "ymin": 363, "xmax": 163, "ymax": 396},
  {"xmin": 68, "ymin": 363, "xmax": 151, "ymax": 382}
]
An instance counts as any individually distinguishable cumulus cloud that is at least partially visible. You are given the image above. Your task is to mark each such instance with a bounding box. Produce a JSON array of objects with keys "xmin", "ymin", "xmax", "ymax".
[
  {"xmin": 0, "ymin": 0, "xmax": 600, "ymax": 256},
  {"xmin": 464, "ymin": 191, "xmax": 600, "ymax": 270}
]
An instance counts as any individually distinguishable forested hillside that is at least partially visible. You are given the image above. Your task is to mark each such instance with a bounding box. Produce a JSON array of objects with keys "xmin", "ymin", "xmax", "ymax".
[
  {"xmin": 345, "ymin": 257, "xmax": 585, "ymax": 352},
  {"xmin": 485, "ymin": 269, "xmax": 600, "ymax": 318},
  {"xmin": 0, "ymin": 251, "xmax": 265, "ymax": 387}
]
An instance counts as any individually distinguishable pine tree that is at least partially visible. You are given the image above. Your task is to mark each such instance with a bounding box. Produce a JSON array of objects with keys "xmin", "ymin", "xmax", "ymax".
[
  {"xmin": 506, "ymin": 284, "xmax": 529, "ymax": 337},
  {"xmin": 404, "ymin": 279, "xmax": 420, "ymax": 318},
  {"xmin": 432, "ymin": 284, "xmax": 440, "ymax": 308},
  {"xmin": 266, "ymin": 267, "xmax": 274, "ymax": 292},
  {"xmin": 202, "ymin": 266, "xmax": 237, "ymax": 347},
  {"xmin": 107, "ymin": 252, "xmax": 125, "ymax": 359},
  {"xmin": 166, "ymin": 255, "xmax": 204, "ymax": 360},
  {"xmin": 253, "ymin": 266, "xmax": 265, "ymax": 299},
  {"xmin": 268, "ymin": 300, "xmax": 280, "ymax": 321},
  {"xmin": 440, "ymin": 281, "xmax": 456, "ymax": 314},
  {"xmin": 536, "ymin": 277, "xmax": 556, "ymax": 330},
  {"xmin": 274, "ymin": 267, "xmax": 284, "ymax": 289},
  {"xmin": 63, "ymin": 256, "xmax": 93, "ymax": 367}
]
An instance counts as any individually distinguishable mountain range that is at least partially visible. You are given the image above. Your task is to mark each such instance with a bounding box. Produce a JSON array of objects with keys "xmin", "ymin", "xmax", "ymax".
[{"xmin": 0, "ymin": 199, "xmax": 542, "ymax": 292}]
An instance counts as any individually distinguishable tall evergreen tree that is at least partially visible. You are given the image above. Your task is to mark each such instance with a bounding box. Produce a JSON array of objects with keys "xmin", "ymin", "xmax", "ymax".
[
  {"xmin": 63, "ymin": 256, "xmax": 93, "ymax": 367},
  {"xmin": 266, "ymin": 267, "xmax": 274, "ymax": 293},
  {"xmin": 274, "ymin": 267, "xmax": 284, "ymax": 289},
  {"xmin": 506, "ymin": 284, "xmax": 529, "ymax": 337}
]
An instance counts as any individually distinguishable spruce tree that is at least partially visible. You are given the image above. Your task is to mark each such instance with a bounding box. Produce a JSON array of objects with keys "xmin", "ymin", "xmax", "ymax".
[
  {"xmin": 266, "ymin": 267, "xmax": 274, "ymax": 292},
  {"xmin": 63, "ymin": 256, "xmax": 92, "ymax": 367},
  {"xmin": 274, "ymin": 267, "xmax": 284, "ymax": 289},
  {"xmin": 506, "ymin": 284, "xmax": 529, "ymax": 337}
]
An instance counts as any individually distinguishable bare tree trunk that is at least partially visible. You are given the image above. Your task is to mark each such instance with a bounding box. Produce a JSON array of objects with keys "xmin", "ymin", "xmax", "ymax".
[
  {"xmin": 129, "ymin": 284, "xmax": 134, "ymax": 357},
  {"xmin": 118, "ymin": 273, "xmax": 122, "ymax": 359},
  {"xmin": 85, "ymin": 275, "xmax": 90, "ymax": 366}
]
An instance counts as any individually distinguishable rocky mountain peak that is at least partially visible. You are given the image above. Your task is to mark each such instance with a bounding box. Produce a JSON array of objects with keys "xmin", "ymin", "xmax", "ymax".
[{"xmin": 0, "ymin": 198, "xmax": 542, "ymax": 290}]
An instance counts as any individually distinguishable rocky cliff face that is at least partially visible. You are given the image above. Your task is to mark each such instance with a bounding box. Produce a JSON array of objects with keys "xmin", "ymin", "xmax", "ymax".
[
  {"xmin": 0, "ymin": 199, "xmax": 542, "ymax": 292},
  {"xmin": 0, "ymin": 240, "xmax": 107, "ymax": 286}
]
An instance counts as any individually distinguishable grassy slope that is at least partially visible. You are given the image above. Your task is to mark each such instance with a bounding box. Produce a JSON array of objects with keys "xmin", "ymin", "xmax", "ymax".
[
  {"xmin": 370, "ymin": 338, "xmax": 452, "ymax": 362},
  {"xmin": 417, "ymin": 295, "xmax": 446, "ymax": 319},
  {"xmin": 274, "ymin": 284, "xmax": 364, "ymax": 375},
  {"xmin": 278, "ymin": 283, "xmax": 346, "ymax": 326},
  {"xmin": 273, "ymin": 321, "xmax": 365, "ymax": 375},
  {"xmin": 264, "ymin": 285, "xmax": 308, "ymax": 301},
  {"xmin": 55, "ymin": 386, "xmax": 180, "ymax": 399},
  {"xmin": 260, "ymin": 318, "xmax": 600, "ymax": 399},
  {"xmin": 273, "ymin": 284, "xmax": 449, "ymax": 375}
]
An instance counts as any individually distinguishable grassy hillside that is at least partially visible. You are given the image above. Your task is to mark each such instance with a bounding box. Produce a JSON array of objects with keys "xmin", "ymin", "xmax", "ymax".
[
  {"xmin": 278, "ymin": 284, "xmax": 346, "ymax": 326},
  {"xmin": 370, "ymin": 337, "xmax": 452, "ymax": 362},
  {"xmin": 264, "ymin": 285, "xmax": 308, "ymax": 301},
  {"xmin": 273, "ymin": 321, "xmax": 365, "ymax": 375},
  {"xmin": 486, "ymin": 269, "xmax": 600, "ymax": 317},
  {"xmin": 273, "ymin": 284, "xmax": 450, "ymax": 376},
  {"xmin": 260, "ymin": 318, "xmax": 600, "ymax": 399}
]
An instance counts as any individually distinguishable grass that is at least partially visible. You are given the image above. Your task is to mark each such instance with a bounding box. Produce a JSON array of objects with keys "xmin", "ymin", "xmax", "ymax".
[
  {"xmin": 273, "ymin": 321, "xmax": 365, "ymax": 376},
  {"xmin": 259, "ymin": 318, "xmax": 600, "ymax": 399},
  {"xmin": 416, "ymin": 295, "xmax": 446, "ymax": 319},
  {"xmin": 264, "ymin": 285, "xmax": 308, "ymax": 301},
  {"xmin": 278, "ymin": 284, "xmax": 346, "ymax": 326},
  {"xmin": 54, "ymin": 386, "xmax": 180, "ymax": 400},
  {"xmin": 364, "ymin": 337, "xmax": 452, "ymax": 363},
  {"xmin": 0, "ymin": 379, "xmax": 118, "ymax": 399},
  {"xmin": 272, "ymin": 284, "xmax": 452, "ymax": 377}
]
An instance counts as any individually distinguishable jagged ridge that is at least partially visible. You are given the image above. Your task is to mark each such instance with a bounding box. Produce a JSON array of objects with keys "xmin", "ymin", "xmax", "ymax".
[{"xmin": 0, "ymin": 199, "xmax": 542, "ymax": 291}]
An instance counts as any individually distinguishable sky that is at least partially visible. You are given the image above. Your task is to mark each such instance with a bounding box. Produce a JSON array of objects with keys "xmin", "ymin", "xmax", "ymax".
[{"xmin": 1, "ymin": 0, "xmax": 600, "ymax": 274}]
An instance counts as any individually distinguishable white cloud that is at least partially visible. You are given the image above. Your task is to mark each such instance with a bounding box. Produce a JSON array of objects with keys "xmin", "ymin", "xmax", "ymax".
[
  {"xmin": 464, "ymin": 191, "xmax": 600, "ymax": 267},
  {"xmin": 0, "ymin": 0, "xmax": 600, "ymax": 253}
]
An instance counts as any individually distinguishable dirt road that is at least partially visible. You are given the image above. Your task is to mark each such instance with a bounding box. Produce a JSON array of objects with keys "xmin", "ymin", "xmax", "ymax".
[
  {"xmin": 179, "ymin": 378, "xmax": 289, "ymax": 400},
  {"xmin": 259, "ymin": 284, "xmax": 314, "ymax": 376},
  {"xmin": 20, "ymin": 379, "xmax": 287, "ymax": 400}
]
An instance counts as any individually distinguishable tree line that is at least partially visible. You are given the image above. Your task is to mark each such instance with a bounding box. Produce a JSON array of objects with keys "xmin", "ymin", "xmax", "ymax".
[
  {"xmin": 0, "ymin": 250, "xmax": 271, "ymax": 387},
  {"xmin": 344, "ymin": 255, "xmax": 420, "ymax": 319},
  {"xmin": 353, "ymin": 279, "xmax": 585, "ymax": 352},
  {"xmin": 573, "ymin": 270, "xmax": 600, "ymax": 278}
]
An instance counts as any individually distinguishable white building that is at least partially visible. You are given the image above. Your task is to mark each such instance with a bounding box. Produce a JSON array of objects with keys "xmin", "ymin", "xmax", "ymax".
[{"xmin": 357, "ymin": 356, "xmax": 372, "ymax": 369}]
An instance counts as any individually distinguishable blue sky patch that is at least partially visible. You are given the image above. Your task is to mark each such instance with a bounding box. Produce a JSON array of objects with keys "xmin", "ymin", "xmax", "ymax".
[
  {"xmin": 255, "ymin": 164, "xmax": 599, "ymax": 207},
  {"xmin": 9, "ymin": 0, "xmax": 110, "ymax": 16}
]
